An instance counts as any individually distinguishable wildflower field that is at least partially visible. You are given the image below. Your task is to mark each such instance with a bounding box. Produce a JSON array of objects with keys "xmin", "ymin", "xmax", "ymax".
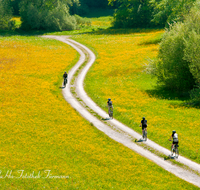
[
  {"xmin": 0, "ymin": 34, "xmax": 199, "ymax": 189},
  {"xmin": 72, "ymin": 29, "xmax": 200, "ymax": 164}
]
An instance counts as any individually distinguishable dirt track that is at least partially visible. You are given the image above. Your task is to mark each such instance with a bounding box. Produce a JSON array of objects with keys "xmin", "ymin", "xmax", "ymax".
[{"xmin": 43, "ymin": 35, "xmax": 200, "ymax": 187}]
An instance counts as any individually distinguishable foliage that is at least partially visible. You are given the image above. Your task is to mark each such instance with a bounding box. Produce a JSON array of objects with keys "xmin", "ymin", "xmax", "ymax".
[
  {"xmin": 80, "ymin": 0, "xmax": 109, "ymax": 9},
  {"xmin": 183, "ymin": 6, "xmax": 200, "ymax": 85},
  {"xmin": 19, "ymin": 0, "xmax": 77, "ymax": 31},
  {"xmin": 150, "ymin": 0, "xmax": 196, "ymax": 27},
  {"xmin": 152, "ymin": 23, "xmax": 195, "ymax": 91},
  {"xmin": 190, "ymin": 85, "xmax": 200, "ymax": 104},
  {"xmin": 74, "ymin": 14, "xmax": 91, "ymax": 27},
  {"xmin": 108, "ymin": 0, "xmax": 157, "ymax": 28},
  {"xmin": 10, "ymin": 0, "xmax": 21, "ymax": 15},
  {"xmin": 0, "ymin": 0, "xmax": 16, "ymax": 30},
  {"xmin": 108, "ymin": 0, "xmax": 197, "ymax": 28},
  {"xmin": 150, "ymin": 4, "xmax": 200, "ymax": 94}
]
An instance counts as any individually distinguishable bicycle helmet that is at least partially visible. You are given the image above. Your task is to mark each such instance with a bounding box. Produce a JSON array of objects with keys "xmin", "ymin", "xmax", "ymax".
[
  {"xmin": 172, "ymin": 130, "xmax": 176, "ymax": 133},
  {"xmin": 108, "ymin": 98, "xmax": 111, "ymax": 101},
  {"xmin": 142, "ymin": 117, "xmax": 145, "ymax": 120}
]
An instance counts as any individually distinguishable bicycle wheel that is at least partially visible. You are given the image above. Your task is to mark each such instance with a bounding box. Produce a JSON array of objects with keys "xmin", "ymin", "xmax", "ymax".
[
  {"xmin": 142, "ymin": 130, "xmax": 145, "ymax": 139},
  {"xmin": 108, "ymin": 108, "xmax": 113, "ymax": 119},
  {"xmin": 63, "ymin": 79, "xmax": 66, "ymax": 87},
  {"xmin": 110, "ymin": 111, "xmax": 113, "ymax": 119},
  {"xmin": 144, "ymin": 131, "xmax": 147, "ymax": 141},
  {"xmin": 171, "ymin": 147, "xmax": 174, "ymax": 157},
  {"xmin": 175, "ymin": 148, "xmax": 179, "ymax": 158}
]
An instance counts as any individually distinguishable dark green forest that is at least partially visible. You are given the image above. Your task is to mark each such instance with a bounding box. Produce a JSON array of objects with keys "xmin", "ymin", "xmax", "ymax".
[
  {"xmin": 0, "ymin": 0, "xmax": 198, "ymax": 30},
  {"xmin": 1, "ymin": 0, "xmax": 200, "ymax": 103},
  {"xmin": 0, "ymin": 0, "xmax": 111, "ymax": 31}
]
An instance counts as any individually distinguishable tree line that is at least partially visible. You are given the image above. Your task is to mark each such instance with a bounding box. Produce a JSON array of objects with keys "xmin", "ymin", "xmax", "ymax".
[
  {"xmin": 0, "ymin": 0, "xmax": 111, "ymax": 31},
  {"xmin": 1, "ymin": 0, "xmax": 197, "ymax": 30}
]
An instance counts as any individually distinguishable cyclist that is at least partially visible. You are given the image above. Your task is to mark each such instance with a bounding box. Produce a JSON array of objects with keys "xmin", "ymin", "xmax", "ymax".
[
  {"xmin": 140, "ymin": 117, "xmax": 147, "ymax": 139},
  {"xmin": 169, "ymin": 130, "xmax": 178, "ymax": 151},
  {"xmin": 63, "ymin": 71, "xmax": 68, "ymax": 86},
  {"xmin": 107, "ymin": 98, "xmax": 113, "ymax": 117}
]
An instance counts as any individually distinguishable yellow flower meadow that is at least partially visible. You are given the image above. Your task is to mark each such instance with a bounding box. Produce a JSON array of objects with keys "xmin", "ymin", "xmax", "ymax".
[{"xmin": 0, "ymin": 35, "xmax": 198, "ymax": 189}]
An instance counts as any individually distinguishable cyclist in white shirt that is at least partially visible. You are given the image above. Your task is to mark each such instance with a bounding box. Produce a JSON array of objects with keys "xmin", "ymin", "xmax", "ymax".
[{"xmin": 169, "ymin": 130, "xmax": 179, "ymax": 150}]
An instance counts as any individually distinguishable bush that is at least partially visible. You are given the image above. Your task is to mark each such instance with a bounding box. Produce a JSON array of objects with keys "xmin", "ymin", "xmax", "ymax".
[
  {"xmin": 190, "ymin": 85, "xmax": 200, "ymax": 104},
  {"xmin": 0, "ymin": 0, "xmax": 16, "ymax": 30},
  {"xmin": 110, "ymin": 0, "xmax": 157, "ymax": 28},
  {"xmin": 154, "ymin": 23, "xmax": 195, "ymax": 91},
  {"xmin": 44, "ymin": 4, "xmax": 77, "ymax": 31},
  {"xmin": 19, "ymin": 1, "xmax": 77, "ymax": 31},
  {"xmin": 183, "ymin": 7, "xmax": 200, "ymax": 85},
  {"xmin": 74, "ymin": 14, "xmax": 91, "ymax": 26},
  {"xmin": 150, "ymin": 5, "xmax": 200, "ymax": 92}
]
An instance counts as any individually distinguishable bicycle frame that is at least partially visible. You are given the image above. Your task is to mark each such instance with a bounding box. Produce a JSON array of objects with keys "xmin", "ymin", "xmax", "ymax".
[
  {"xmin": 142, "ymin": 128, "xmax": 147, "ymax": 141},
  {"xmin": 108, "ymin": 107, "xmax": 113, "ymax": 119}
]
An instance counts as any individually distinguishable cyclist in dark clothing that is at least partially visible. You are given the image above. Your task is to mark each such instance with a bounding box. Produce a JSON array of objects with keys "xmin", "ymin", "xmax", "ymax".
[
  {"xmin": 63, "ymin": 71, "xmax": 68, "ymax": 86},
  {"xmin": 63, "ymin": 71, "xmax": 68, "ymax": 79},
  {"xmin": 140, "ymin": 117, "xmax": 147, "ymax": 140},
  {"xmin": 107, "ymin": 98, "xmax": 113, "ymax": 116},
  {"xmin": 140, "ymin": 117, "xmax": 147, "ymax": 129}
]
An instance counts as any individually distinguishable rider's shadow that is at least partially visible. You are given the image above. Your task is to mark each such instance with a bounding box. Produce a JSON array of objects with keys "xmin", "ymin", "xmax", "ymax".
[
  {"xmin": 135, "ymin": 139, "xmax": 146, "ymax": 142},
  {"xmin": 102, "ymin": 118, "xmax": 112, "ymax": 121},
  {"xmin": 168, "ymin": 155, "xmax": 176, "ymax": 159},
  {"xmin": 59, "ymin": 87, "xmax": 65, "ymax": 89}
]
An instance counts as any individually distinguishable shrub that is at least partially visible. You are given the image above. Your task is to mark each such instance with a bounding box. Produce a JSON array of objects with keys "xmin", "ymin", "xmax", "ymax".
[
  {"xmin": 190, "ymin": 85, "xmax": 200, "ymax": 104},
  {"xmin": 19, "ymin": 1, "xmax": 77, "ymax": 31},
  {"xmin": 111, "ymin": 0, "xmax": 155, "ymax": 28},
  {"xmin": 74, "ymin": 14, "xmax": 91, "ymax": 26},
  {"xmin": 0, "ymin": 0, "xmax": 16, "ymax": 30},
  {"xmin": 151, "ymin": 22, "xmax": 195, "ymax": 91},
  {"xmin": 150, "ymin": 5, "xmax": 200, "ymax": 92}
]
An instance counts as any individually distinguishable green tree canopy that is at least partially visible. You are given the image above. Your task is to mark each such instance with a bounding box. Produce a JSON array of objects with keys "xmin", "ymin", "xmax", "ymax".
[
  {"xmin": 108, "ymin": 0, "xmax": 158, "ymax": 28},
  {"xmin": 150, "ymin": 0, "xmax": 196, "ymax": 27},
  {"xmin": 19, "ymin": 0, "xmax": 77, "ymax": 30},
  {"xmin": 0, "ymin": 0, "xmax": 14, "ymax": 30},
  {"xmin": 109, "ymin": 0, "xmax": 197, "ymax": 28},
  {"xmin": 151, "ymin": 3, "xmax": 200, "ymax": 93}
]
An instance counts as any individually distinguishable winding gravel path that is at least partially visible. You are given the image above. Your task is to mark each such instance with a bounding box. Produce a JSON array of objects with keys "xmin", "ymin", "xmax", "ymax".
[{"xmin": 43, "ymin": 35, "xmax": 200, "ymax": 187}]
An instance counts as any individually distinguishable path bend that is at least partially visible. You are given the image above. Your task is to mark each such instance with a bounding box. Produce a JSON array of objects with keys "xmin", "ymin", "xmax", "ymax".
[{"xmin": 43, "ymin": 35, "xmax": 200, "ymax": 187}]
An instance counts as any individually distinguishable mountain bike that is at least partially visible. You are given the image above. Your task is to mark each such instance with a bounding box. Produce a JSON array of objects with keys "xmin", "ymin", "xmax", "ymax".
[
  {"xmin": 108, "ymin": 107, "xmax": 113, "ymax": 119},
  {"xmin": 63, "ymin": 78, "xmax": 68, "ymax": 87},
  {"xmin": 169, "ymin": 140, "xmax": 179, "ymax": 158},
  {"xmin": 142, "ymin": 128, "xmax": 147, "ymax": 141},
  {"xmin": 171, "ymin": 144, "xmax": 179, "ymax": 158}
]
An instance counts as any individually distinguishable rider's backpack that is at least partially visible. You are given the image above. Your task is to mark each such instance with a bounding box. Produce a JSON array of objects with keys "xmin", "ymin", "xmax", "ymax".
[
  {"xmin": 142, "ymin": 120, "xmax": 147, "ymax": 128},
  {"xmin": 108, "ymin": 101, "xmax": 112, "ymax": 106}
]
